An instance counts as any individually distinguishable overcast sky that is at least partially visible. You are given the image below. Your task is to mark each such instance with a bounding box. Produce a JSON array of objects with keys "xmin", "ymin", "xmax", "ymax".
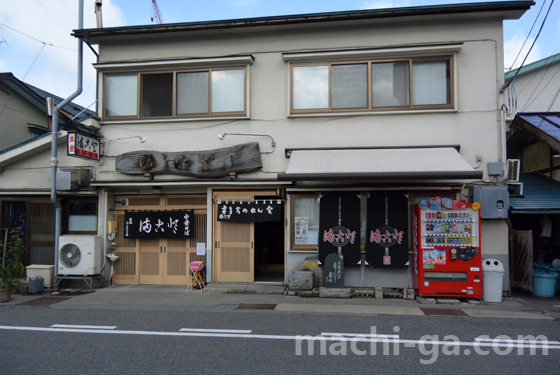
[{"xmin": 1, "ymin": 0, "xmax": 558, "ymax": 108}]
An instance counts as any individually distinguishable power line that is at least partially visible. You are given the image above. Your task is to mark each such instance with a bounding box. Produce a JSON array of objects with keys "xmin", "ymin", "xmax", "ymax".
[
  {"xmin": 0, "ymin": 22, "xmax": 94, "ymax": 55},
  {"xmin": 507, "ymin": 0, "xmax": 547, "ymax": 72},
  {"xmin": 0, "ymin": 44, "xmax": 46, "ymax": 118},
  {"xmin": 520, "ymin": 51, "xmax": 560, "ymax": 111},
  {"xmin": 501, "ymin": 0, "xmax": 555, "ymax": 93},
  {"xmin": 0, "ymin": 22, "xmax": 52, "ymax": 46},
  {"xmin": 22, "ymin": 44, "xmax": 46, "ymax": 81}
]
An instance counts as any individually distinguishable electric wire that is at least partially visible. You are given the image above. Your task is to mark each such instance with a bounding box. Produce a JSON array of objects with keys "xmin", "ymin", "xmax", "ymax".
[
  {"xmin": 521, "ymin": 60, "xmax": 560, "ymax": 112},
  {"xmin": 0, "ymin": 22, "xmax": 94, "ymax": 55},
  {"xmin": 502, "ymin": 0, "xmax": 555, "ymax": 93},
  {"xmin": 511, "ymin": 82, "xmax": 560, "ymax": 165},
  {"xmin": 0, "ymin": 44, "xmax": 45, "ymax": 118},
  {"xmin": 506, "ymin": 0, "xmax": 547, "ymax": 72},
  {"xmin": 517, "ymin": 44, "xmax": 560, "ymax": 96}
]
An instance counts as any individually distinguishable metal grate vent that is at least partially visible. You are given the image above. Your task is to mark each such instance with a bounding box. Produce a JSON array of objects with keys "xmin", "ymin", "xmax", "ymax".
[{"xmin": 235, "ymin": 303, "xmax": 277, "ymax": 310}]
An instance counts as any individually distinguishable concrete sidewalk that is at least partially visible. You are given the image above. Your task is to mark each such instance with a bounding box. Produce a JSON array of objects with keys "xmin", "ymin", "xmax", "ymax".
[{"xmin": 3, "ymin": 283, "xmax": 560, "ymax": 320}]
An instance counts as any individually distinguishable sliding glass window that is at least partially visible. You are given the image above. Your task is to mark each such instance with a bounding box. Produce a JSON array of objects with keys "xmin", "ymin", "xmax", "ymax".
[
  {"xmin": 104, "ymin": 67, "xmax": 247, "ymax": 119},
  {"xmin": 291, "ymin": 56, "xmax": 453, "ymax": 114}
]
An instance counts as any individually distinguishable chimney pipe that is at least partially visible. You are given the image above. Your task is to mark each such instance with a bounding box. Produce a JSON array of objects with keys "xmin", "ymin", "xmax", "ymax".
[{"xmin": 95, "ymin": 0, "xmax": 103, "ymax": 28}]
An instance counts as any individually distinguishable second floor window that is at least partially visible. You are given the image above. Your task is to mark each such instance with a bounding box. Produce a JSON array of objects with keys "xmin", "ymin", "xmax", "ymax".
[
  {"xmin": 104, "ymin": 67, "xmax": 247, "ymax": 119},
  {"xmin": 291, "ymin": 56, "xmax": 453, "ymax": 114}
]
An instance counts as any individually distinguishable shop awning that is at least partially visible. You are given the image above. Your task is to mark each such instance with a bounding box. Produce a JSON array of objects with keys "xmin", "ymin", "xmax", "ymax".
[
  {"xmin": 510, "ymin": 173, "xmax": 560, "ymax": 214},
  {"xmin": 277, "ymin": 146, "xmax": 483, "ymax": 181}
]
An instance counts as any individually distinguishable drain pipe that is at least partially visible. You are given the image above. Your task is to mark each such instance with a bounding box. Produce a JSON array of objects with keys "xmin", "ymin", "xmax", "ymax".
[{"xmin": 49, "ymin": 0, "xmax": 84, "ymax": 278}]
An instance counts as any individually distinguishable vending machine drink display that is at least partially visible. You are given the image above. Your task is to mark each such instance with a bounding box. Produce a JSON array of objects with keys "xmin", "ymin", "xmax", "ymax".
[{"xmin": 413, "ymin": 198, "xmax": 482, "ymax": 297}]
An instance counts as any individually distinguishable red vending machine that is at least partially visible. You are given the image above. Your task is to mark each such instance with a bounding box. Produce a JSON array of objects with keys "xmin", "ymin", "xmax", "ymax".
[{"xmin": 413, "ymin": 198, "xmax": 482, "ymax": 297}]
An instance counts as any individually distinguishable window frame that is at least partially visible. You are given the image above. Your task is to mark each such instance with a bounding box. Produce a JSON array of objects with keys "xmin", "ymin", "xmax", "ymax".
[
  {"xmin": 290, "ymin": 55, "xmax": 454, "ymax": 114},
  {"xmin": 103, "ymin": 66, "xmax": 248, "ymax": 120},
  {"xmin": 289, "ymin": 193, "xmax": 321, "ymax": 251},
  {"xmin": 64, "ymin": 198, "xmax": 99, "ymax": 235}
]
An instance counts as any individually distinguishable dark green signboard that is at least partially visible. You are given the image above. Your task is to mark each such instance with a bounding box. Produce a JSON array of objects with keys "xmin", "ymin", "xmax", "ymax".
[{"xmin": 324, "ymin": 253, "xmax": 344, "ymax": 288}]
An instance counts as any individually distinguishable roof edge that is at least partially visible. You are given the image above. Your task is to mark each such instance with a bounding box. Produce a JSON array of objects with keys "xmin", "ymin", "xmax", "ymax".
[{"xmin": 73, "ymin": 1, "xmax": 534, "ymax": 40}]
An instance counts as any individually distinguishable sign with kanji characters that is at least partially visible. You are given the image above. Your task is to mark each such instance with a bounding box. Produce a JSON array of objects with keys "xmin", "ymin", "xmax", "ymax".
[
  {"xmin": 67, "ymin": 131, "xmax": 100, "ymax": 161},
  {"xmin": 323, "ymin": 253, "xmax": 344, "ymax": 288},
  {"xmin": 318, "ymin": 192, "xmax": 361, "ymax": 268},
  {"xmin": 366, "ymin": 191, "xmax": 409, "ymax": 268},
  {"xmin": 124, "ymin": 210, "xmax": 194, "ymax": 239},
  {"xmin": 217, "ymin": 200, "xmax": 282, "ymax": 222}
]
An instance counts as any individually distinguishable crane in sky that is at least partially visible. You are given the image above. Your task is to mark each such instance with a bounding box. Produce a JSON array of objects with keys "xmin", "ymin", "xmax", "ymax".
[{"xmin": 151, "ymin": 0, "xmax": 163, "ymax": 24}]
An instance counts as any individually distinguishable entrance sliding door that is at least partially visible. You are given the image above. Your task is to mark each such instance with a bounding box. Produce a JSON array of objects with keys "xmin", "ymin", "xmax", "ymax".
[{"xmin": 215, "ymin": 220, "xmax": 254, "ymax": 282}]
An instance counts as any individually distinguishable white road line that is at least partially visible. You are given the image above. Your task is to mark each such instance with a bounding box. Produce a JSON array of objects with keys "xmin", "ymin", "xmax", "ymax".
[
  {"xmin": 179, "ymin": 328, "xmax": 252, "ymax": 334},
  {"xmin": 321, "ymin": 332, "xmax": 399, "ymax": 339},
  {"xmin": 50, "ymin": 324, "xmax": 117, "ymax": 330},
  {"xmin": 475, "ymin": 338, "xmax": 560, "ymax": 345},
  {"xmin": 1, "ymin": 325, "xmax": 559, "ymax": 350}
]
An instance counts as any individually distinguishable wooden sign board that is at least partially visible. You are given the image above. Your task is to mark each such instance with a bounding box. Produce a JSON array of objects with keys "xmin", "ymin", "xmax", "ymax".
[{"xmin": 116, "ymin": 142, "xmax": 262, "ymax": 178}]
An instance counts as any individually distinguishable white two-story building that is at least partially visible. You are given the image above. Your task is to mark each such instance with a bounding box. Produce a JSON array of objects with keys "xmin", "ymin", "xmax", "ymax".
[{"xmin": 1, "ymin": 1, "xmax": 533, "ymax": 293}]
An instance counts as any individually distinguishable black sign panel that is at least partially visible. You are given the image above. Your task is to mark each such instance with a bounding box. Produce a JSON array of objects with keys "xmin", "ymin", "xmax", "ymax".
[
  {"xmin": 217, "ymin": 200, "xmax": 282, "ymax": 222},
  {"xmin": 318, "ymin": 192, "xmax": 361, "ymax": 268},
  {"xmin": 124, "ymin": 210, "xmax": 194, "ymax": 239},
  {"xmin": 366, "ymin": 191, "xmax": 409, "ymax": 268},
  {"xmin": 324, "ymin": 253, "xmax": 345, "ymax": 288}
]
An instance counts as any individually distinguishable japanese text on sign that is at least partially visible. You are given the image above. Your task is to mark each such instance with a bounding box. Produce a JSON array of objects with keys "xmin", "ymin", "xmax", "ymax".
[
  {"xmin": 124, "ymin": 210, "xmax": 194, "ymax": 239},
  {"xmin": 217, "ymin": 200, "xmax": 281, "ymax": 222}
]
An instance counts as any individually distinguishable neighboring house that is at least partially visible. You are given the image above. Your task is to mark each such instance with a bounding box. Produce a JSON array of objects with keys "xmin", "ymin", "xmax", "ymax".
[
  {"xmin": 0, "ymin": 73, "xmax": 98, "ymax": 266},
  {"xmin": 503, "ymin": 53, "xmax": 560, "ymax": 289},
  {"xmin": 507, "ymin": 113, "xmax": 560, "ymax": 287},
  {"xmin": 504, "ymin": 53, "xmax": 560, "ymax": 125},
  {"xmin": 0, "ymin": 73, "xmax": 95, "ymax": 151},
  {"xmin": 2, "ymin": 1, "xmax": 532, "ymax": 293},
  {"xmin": 508, "ymin": 113, "xmax": 560, "ymax": 180}
]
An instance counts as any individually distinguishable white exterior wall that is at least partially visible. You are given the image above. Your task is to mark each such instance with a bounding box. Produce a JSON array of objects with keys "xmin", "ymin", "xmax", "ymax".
[
  {"xmin": 0, "ymin": 137, "xmax": 93, "ymax": 190},
  {"xmin": 95, "ymin": 17, "xmax": 505, "ymax": 178}
]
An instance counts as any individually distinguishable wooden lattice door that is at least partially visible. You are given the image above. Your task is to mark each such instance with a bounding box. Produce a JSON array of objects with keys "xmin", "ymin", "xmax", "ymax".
[{"xmin": 114, "ymin": 197, "xmax": 206, "ymax": 285}]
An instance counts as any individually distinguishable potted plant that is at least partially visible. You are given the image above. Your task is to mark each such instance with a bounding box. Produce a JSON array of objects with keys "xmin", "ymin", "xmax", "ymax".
[{"xmin": 0, "ymin": 228, "xmax": 27, "ymax": 302}]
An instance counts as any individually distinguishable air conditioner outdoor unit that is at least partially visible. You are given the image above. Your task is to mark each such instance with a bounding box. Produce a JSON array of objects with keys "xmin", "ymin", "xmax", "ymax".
[
  {"xmin": 58, "ymin": 235, "xmax": 103, "ymax": 276},
  {"xmin": 56, "ymin": 168, "xmax": 90, "ymax": 190},
  {"xmin": 506, "ymin": 159, "xmax": 520, "ymax": 183}
]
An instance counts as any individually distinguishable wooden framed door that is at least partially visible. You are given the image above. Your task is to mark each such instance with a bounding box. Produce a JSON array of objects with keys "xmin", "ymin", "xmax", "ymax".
[
  {"xmin": 139, "ymin": 238, "xmax": 163, "ymax": 284},
  {"xmin": 213, "ymin": 191, "xmax": 256, "ymax": 282},
  {"xmin": 114, "ymin": 212, "xmax": 138, "ymax": 284},
  {"xmin": 163, "ymin": 238, "xmax": 188, "ymax": 285},
  {"xmin": 213, "ymin": 191, "xmax": 278, "ymax": 283},
  {"xmin": 215, "ymin": 220, "xmax": 254, "ymax": 282},
  {"xmin": 138, "ymin": 238, "xmax": 189, "ymax": 285}
]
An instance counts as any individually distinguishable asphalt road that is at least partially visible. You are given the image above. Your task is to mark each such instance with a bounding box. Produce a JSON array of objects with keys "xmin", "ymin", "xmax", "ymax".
[{"xmin": 1, "ymin": 303, "xmax": 558, "ymax": 375}]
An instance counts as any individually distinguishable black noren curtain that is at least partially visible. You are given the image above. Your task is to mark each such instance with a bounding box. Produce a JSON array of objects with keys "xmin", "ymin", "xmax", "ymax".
[
  {"xmin": 366, "ymin": 191, "xmax": 409, "ymax": 268},
  {"xmin": 318, "ymin": 192, "xmax": 361, "ymax": 268}
]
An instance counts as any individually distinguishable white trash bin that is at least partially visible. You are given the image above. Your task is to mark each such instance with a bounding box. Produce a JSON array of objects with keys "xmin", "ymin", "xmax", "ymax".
[{"xmin": 482, "ymin": 258, "xmax": 505, "ymax": 303}]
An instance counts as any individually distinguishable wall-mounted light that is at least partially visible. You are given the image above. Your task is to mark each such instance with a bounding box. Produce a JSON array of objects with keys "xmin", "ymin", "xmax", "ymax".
[
  {"xmin": 218, "ymin": 132, "xmax": 276, "ymax": 154},
  {"xmin": 105, "ymin": 135, "xmax": 146, "ymax": 155}
]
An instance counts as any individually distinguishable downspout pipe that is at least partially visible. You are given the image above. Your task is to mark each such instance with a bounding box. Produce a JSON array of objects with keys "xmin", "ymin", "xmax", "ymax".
[{"xmin": 50, "ymin": 0, "xmax": 84, "ymax": 278}]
